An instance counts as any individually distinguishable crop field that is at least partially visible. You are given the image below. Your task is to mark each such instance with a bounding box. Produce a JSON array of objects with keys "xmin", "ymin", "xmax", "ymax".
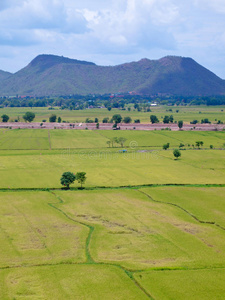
[
  {"xmin": 0, "ymin": 105, "xmax": 225, "ymax": 123},
  {"xmin": 0, "ymin": 149, "xmax": 224, "ymax": 188},
  {"xmin": 0, "ymin": 127, "xmax": 224, "ymax": 299},
  {"xmin": 0, "ymin": 128, "xmax": 224, "ymax": 150},
  {"xmin": 0, "ymin": 187, "xmax": 225, "ymax": 299}
]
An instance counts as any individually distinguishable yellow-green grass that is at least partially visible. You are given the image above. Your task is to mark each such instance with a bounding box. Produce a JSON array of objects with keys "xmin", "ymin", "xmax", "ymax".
[
  {"xmin": 0, "ymin": 188, "xmax": 225, "ymax": 298},
  {"xmin": 134, "ymin": 268, "xmax": 225, "ymax": 300},
  {"xmin": 55, "ymin": 188, "xmax": 225, "ymax": 269},
  {"xmin": 0, "ymin": 129, "xmax": 49, "ymax": 150},
  {"xmin": 0, "ymin": 265, "xmax": 148, "ymax": 300},
  {"xmin": 50, "ymin": 129, "xmax": 108, "ymax": 149},
  {"xmin": 0, "ymin": 191, "xmax": 87, "ymax": 268},
  {"xmin": 98, "ymin": 130, "xmax": 225, "ymax": 148},
  {"xmin": 1, "ymin": 105, "xmax": 225, "ymax": 123},
  {"xmin": 0, "ymin": 150, "xmax": 224, "ymax": 188},
  {"xmin": 140, "ymin": 186, "xmax": 225, "ymax": 228},
  {"xmin": 0, "ymin": 129, "xmax": 224, "ymax": 151}
]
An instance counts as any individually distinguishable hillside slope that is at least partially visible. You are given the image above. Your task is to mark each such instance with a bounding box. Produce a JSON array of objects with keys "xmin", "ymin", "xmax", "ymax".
[
  {"xmin": 0, "ymin": 70, "xmax": 12, "ymax": 81},
  {"xmin": 0, "ymin": 54, "xmax": 224, "ymax": 96}
]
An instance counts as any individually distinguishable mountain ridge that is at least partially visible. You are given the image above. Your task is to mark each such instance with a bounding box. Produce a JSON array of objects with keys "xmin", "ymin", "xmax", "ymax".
[{"xmin": 0, "ymin": 54, "xmax": 225, "ymax": 96}]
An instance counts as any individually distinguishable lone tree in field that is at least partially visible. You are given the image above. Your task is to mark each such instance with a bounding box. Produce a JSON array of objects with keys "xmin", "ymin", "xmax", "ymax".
[
  {"xmin": 23, "ymin": 112, "xmax": 35, "ymax": 122},
  {"xmin": 173, "ymin": 149, "xmax": 181, "ymax": 159},
  {"xmin": 60, "ymin": 172, "xmax": 76, "ymax": 189},
  {"xmin": 178, "ymin": 120, "xmax": 183, "ymax": 130},
  {"xmin": 163, "ymin": 143, "xmax": 170, "ymax": 150},
  {"xmin": 123, "ymin": 116, "xmax": 132, "ymax": 123},
  {"xmin": 76, "ymin": 172, "xmax": 87, "ymax": 188},
  {"xmin": 150, "ymin": 115, "xmax": 159, "ymax": 124},
  {"xmin": 1, "ymin": 114, "xmax": 9, "ymax": 122},
  {"xmin": 49, "ymin": 114, "xmax": 57, "ymax": 122}
]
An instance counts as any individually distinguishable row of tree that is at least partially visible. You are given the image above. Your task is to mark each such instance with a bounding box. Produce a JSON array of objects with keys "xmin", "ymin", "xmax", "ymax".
[{"xmin": 1, "ymin": 94, "xmax": 225, "ymax": 109}]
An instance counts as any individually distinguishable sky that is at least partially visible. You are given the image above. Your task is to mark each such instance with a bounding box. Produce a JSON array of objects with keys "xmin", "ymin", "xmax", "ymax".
[{"xmin": 0, "ymin": 0, "xmax": 225, "ymax": 78}]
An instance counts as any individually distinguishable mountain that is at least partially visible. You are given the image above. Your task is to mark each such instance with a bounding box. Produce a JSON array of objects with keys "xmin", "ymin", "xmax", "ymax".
[
  {"xmin": 0, "ymin": 70, "xmax": 12, "ymax": 81},
  {"xmin": 0, "ymin": 54, "xmax": 225, "ymax": 96}
]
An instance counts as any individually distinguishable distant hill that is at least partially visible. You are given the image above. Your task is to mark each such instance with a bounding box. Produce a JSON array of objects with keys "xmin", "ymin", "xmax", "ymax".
[
  {"xmin": 0, "ymin": 70, "xmax": 12, "ymax": 81},
  {"xmin": 0, "ymin": 54, "xmax": 225, "ymax": 96}
]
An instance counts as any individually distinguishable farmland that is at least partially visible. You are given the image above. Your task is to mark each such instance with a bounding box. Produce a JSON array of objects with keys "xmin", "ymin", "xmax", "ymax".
[
  {"xmin": 0, "ymin": 127, "xmax": 224, "ymax": 299},
  {"xmin": 0, "ymin": 105, "xmax": 225, "ymax": 124}
]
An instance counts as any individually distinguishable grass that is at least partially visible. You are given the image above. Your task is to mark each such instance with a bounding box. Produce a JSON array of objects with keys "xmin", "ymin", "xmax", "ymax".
[
  {"xmin": 0, "ymin": 185, "xmax": 224, "ymax": 298},
  {"xmin": 0, "ymin": 129, "xmax": 49, "ymax": 150},
  {"xmin": 0, "ymin": 129, "xmax": 224, "ymax": 151},
  {"xmin": 54, "ymin": 188, "xmax": 225, "ymax": 270},
  {"xmin": 0, "ymin": 149, "xmax": 224, "ymax": 188},
  {"xmin": 0, "ymin": 265, "xmax": 148, "ymax": 300},
  {"xmin": 0, "ymin": 105, "xmax": 225, "ymax": 123},
  {"xmin": 140, "ymin": 186, "xmax": 225, "ymax": 228},
  {"xmin": 0, "ymin": 126, "xmax": 224, "ymax": 298},
  {"xmin": 0, "ymin": 191, "xmax": 87, "ymax": 268},
  {"xmin": 134, "ymin": 268, "xmax": 225, "ymax": 300}
]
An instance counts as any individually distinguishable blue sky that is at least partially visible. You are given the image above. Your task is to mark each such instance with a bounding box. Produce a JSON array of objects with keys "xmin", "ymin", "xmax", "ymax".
[{"xmin": 0, "ymin": 0, "xmax": 225, "ymax": 78}]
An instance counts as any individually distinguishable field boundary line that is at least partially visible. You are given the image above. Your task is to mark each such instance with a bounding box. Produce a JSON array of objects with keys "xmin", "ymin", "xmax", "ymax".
[
  {"xmin": 137, "ymin": 189, "xmax": 225, "ymax": 232},
  {"xmin": 48, "ymin": 191, "xmax": 94, "ymax": 263},
  {"xmin": 0, "ymin": 183, "xmax": 225, "ymax": 193},
  {"xmin": 47, "ymin": 190, "xmax": 154, "ymax": 299}
]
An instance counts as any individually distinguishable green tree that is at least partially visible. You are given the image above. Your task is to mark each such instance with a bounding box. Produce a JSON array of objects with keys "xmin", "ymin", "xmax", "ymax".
[
  {"xmin": 173, "ymin": 149, "xmax": 181, "ymax": 159},
  {"xmin": 112, "ymin": 137, "xmax": 119, "ymax": 147},
  {"xmin": 94, "ymin": 118, "xmax": 98, "ymax": 123},
  {"xmin": 112, "ymin": 114, "xmax": 122, "ymax": 125},
  {"xmin": 163, "ymin": 143, "xmax": 170, "ymax": 150},
  {"xmin": 195, "ymin": 141, "xmax": 200, "ymax": 148},
  {"xmin": 102, "ymin": 117, "xmax": 109, "ymax": 123},
  {"xmin": 106, "ymin": 140, "xmax": 111, "ymax": 147},
  {"xmin": 196, "ymin": 141, "xmax": 204, "ymax": 148},
  {"xmin": 178, "ymin": 120, "xmax": 183, "ymax": 129},
  {"xmin": 169, "ymin": 115, "xmax": 174, "ymax": 123},
  {"xmin": 76, "ymin": 172, "xmax": 87, "ymax": 188},
  {"xmin": 23, "ymin": 112, "xmax": 35, "ymax": 122},
  {"xmin": 1, "ymin": 114, "xmax": 9, "ymax": 122},
  {"xmin": 118, "ymin": 137, "xmax": 127, "ymax": 147},
  {"xmin": 49, "ymin": 114, "xmax": 57, "ymax": 122},
  {"xmin": 96, "ymin": 122, "xmax": 99, "ymax": 129},
  {"xmin": 60, "ymin": 172, "xmax": 76, "ymax": 189},
  {"xmin": 58, "ymin": 116, "xmax": 62, "ymax": 123},
  {"xmin": 163, "ymin": 115, "xmax": 170, "ymax": 124},
  {"xmin": 179, "ymin": 143, "xmax": 185, "ymax": 148},
  {"xmin": 150, "ymin": 115, "xmax": 159, "ymax": 124},
  {"xmin": 123, "ymin": 116, "xmax": 132, "ymax": 123}
]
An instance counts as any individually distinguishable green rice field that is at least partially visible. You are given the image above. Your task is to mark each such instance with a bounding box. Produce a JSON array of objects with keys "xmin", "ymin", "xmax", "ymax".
[
  {"xmin": 0, "ymin": 105, "xmax": 225, "ymax": 123},
  {"xmin": 0, "ymin": 127, "xmax": 224, "ymax": 299}
]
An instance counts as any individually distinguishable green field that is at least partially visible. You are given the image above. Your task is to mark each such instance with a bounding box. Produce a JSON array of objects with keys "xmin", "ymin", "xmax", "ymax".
[
  {"xmin": 0, "ymin": 127, "xmax": 225, "ymax": 299},
  {"xmin": 1, "ymin": 105, "xmax": 225, "ymax": 123},
  {"xmin": 0, "ymin": 128, "xmax": 224, "ymax": 150},
  {"xmin": 0, "ymin": 188, "xmax": 225, "ymax": 299}
]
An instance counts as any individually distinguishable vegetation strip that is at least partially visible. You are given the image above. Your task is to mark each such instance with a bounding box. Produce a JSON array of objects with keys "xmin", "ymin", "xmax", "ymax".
[
  {"xmin": 138, "ymin": 190, "xmax": 225, "ymax": 232},
  {"xmin": 48, "ymin": 191, "xmax": 94, "ymax": 263},
  {"xmin": 0, "ymin": 183, "xmax": 224, "ymax": 193}
]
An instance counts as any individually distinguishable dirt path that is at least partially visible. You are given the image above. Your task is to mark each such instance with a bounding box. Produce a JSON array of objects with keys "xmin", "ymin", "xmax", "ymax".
[{"xmin": 1, "ymin": 122, "xmax": 224, "ymax": 131}]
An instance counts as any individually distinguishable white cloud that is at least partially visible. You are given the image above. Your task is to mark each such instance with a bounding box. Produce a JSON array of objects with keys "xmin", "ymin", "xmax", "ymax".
[{"xmin": 0, "ymin": 0, "xmax": 225, "ymax": 78}]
